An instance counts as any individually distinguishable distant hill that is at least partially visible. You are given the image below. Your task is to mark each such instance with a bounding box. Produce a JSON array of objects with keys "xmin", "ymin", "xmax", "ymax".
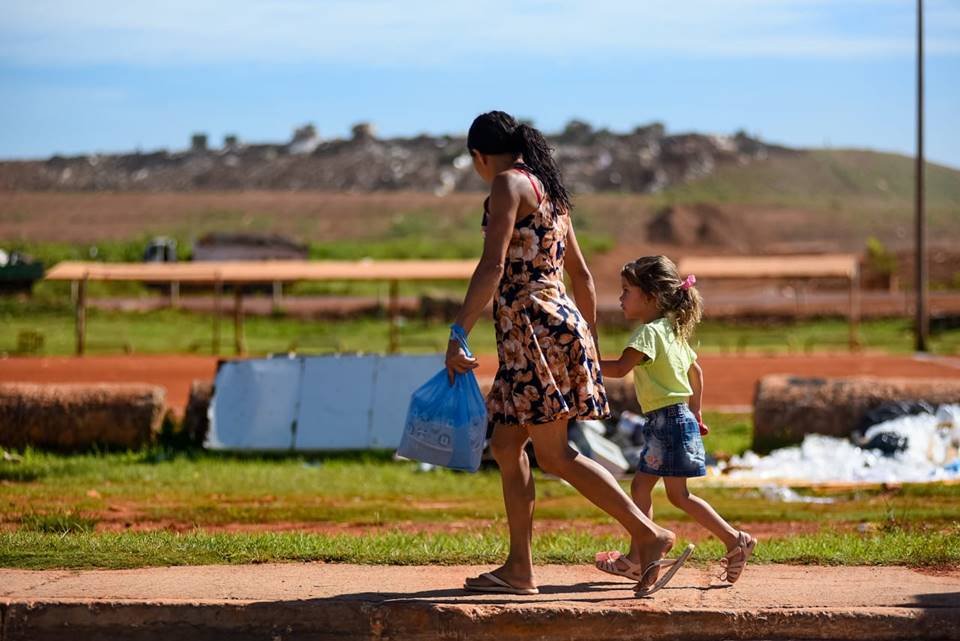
[{"xmin": 661, "ymin": 149, "xmax": 960, "ymax": 211}]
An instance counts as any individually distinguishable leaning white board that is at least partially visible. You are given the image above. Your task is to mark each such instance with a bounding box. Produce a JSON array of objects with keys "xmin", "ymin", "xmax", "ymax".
[
  {"xmin": 295, "ymin": 356, "xmax": 377, "ymax": 450},
  {"xmin": 205, "ymin": 358, "xmax": 303, "ymax": 450},
  {"xmin": 206, "ymin": 354, "xmax": 445, "ymax": 451}
]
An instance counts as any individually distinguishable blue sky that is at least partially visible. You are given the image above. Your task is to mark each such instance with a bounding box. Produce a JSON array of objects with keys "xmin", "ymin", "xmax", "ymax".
[{"xmin": 1, "ymin": 1, "xmax": 959, "ymax": 168}]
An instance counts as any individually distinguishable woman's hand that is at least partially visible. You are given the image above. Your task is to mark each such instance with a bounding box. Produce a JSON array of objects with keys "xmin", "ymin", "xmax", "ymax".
[{"xmin": 445, "ymin": 339, "xmax": 478, "ymax": 384}]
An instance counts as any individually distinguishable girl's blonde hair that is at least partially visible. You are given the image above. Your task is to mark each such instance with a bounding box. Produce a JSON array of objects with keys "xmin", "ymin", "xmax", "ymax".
[{"xmin": 621, "ymin": 255, "xmax": 703, "ymax": 341}]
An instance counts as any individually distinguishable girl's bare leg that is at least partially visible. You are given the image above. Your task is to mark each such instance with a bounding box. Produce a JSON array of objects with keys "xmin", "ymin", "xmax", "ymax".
[
  {"xmin": 630, "ymin": 472, "xmax": 660, "ymax": 521},
  {"xmin": 529, "ymin": 420, "xmax": 675, "ymax": 580},
  {"xmin": 464, "ymin": 423, "xmax": 537, "ymax": 590},
  {"xmin": 663, "ymin": 477, "xmax": 740, "ymax": 549}
]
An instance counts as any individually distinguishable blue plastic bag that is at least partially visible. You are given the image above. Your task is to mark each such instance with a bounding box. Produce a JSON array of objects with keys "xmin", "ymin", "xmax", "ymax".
[{"xmin": 397, "ymin": 325, "xmax": 487, "ymax": 472}]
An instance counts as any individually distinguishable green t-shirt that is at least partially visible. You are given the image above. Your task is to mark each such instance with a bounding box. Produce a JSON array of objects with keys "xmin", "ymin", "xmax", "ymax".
[{"xmin": 626, "ymin": 317, "xmax": 698, "ymax": 413}]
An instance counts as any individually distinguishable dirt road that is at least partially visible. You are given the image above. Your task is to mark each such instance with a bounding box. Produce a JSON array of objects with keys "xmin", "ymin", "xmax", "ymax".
[{"xmin": 3, "ymin": 353, "xmax": 959, "ymax": 415}]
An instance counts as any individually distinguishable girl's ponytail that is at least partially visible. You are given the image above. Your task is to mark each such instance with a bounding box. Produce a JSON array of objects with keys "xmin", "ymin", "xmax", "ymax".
[
  {"xmin": 622, "ymin": 255, "xmax": 703, "ymax": 341},
  {"xmin": 672, "ymin": 283, "xmax": 703, "ymax": 342}
]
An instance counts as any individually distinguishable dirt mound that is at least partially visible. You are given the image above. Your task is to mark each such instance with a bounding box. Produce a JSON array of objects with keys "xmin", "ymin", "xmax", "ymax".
[{"xmin": 646, "ymin": 204, "xmax": 748, "ymax": 251}]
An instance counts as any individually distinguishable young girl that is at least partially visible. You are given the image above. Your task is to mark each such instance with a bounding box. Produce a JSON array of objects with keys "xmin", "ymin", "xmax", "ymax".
[{"xmin": 595, "ymin": 256, "xmax": 756, "ymax": 585}]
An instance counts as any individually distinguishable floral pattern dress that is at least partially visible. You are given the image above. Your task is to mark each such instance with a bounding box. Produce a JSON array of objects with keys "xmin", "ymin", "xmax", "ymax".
[{"xmin": 483, "ymin": 165, "xmax": 610, "ymax": 428}]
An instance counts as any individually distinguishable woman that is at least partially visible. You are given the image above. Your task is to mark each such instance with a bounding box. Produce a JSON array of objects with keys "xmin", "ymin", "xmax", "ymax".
[{"xmin": 446, "ymin": 111, "xmax": 680, "ymax": 595}]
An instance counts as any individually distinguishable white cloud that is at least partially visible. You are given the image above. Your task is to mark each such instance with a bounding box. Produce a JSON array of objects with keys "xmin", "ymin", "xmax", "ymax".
[{"xmin": 0, "ymin": 0, "xmax": 957, "ymax": 66}]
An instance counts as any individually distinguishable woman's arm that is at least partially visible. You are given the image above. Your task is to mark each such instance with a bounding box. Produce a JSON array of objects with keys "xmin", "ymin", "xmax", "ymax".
[
  {"xmin": 452, "ymin": 174, "xmax": 517, "ymax": 333},
  {"xmin": 445, "ymin": 173, "xmax": 518, "ymax": 379},
  {"xmin": 600, "ymin": 347, "xmax": 646, "ymax": 379},
  {"xmin": 563, "ymin": 219, "xmax": 600, "ymax": 350}
]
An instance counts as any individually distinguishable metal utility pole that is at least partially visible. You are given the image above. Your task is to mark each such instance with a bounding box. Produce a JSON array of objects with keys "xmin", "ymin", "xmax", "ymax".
[{"xmin": 914, "ymin": 0, "xmax": 928, "ymax": 352}]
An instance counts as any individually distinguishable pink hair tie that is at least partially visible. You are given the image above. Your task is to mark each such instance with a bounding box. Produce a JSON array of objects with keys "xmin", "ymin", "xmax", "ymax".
[{"xmin": 680, "ymin": 274, "xmax": 696, "ymax": 290}]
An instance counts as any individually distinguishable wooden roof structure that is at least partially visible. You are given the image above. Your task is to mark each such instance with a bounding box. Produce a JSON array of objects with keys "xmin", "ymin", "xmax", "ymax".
[
  {"xmin": 676, "ymin": 254, "xmax": 858, "ymax": 280},
  {"xmin": 46, "ymin": 260, "xmax": 477, "ymax": 356},
  {"xmin": 45, "ymin": 260, "xmax": 477, "ymax": 283}
]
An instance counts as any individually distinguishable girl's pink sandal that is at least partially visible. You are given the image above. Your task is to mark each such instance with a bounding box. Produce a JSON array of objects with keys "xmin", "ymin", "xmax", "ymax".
[
  {"xmin": 594, "ymin": 545, "xmax": 696, "ymax": 596},
  {"xmin": 594, "ymin": 550, "xmax": 649, "ymax": 581}
]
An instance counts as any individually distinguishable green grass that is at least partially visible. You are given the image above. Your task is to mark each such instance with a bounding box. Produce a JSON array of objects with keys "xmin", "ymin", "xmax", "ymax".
[
  {"xmin": 8, "ymin": 220, "xmax": 612, "ymax": 301},
  {"xmin": 1, "ymin": 526, "xmax": 956, "ymax": 570},
  {"xmin": 5, "ymin": 237, "xmax": 192, "ymax": 268},
  {"xmin": 700, "ymin": 412, "xmax": 752, "ymax": 456},
  {"xmin": 2, "ymin": 298, "xmax": 959, "ymax": 356},
  {"xmin": 11, "ymin": 224, "xmax": 613, "ymax": 271},
  {"xmin": 3, "ymin": 447, "xmax": 958, "ymax": 569},
  {"xmin": 3, "ymin": 447, "xmax": 959, "ymax": 542}
]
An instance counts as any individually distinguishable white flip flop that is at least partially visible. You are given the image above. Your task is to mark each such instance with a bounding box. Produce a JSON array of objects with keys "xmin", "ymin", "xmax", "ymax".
[
  {"xmin": 635, "ymin": 543, "xmax": 696, "ymax": 597},
  {"xmin": 463, "ymin": 572, "xmax": 540, "ymax": 595}
]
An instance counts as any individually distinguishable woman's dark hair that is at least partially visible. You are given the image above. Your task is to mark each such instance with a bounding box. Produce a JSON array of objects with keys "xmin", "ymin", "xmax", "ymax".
[
  {"xmin": 621, "ymin": 255, "xmax": 703, "ymax": 342},
  {"xmin": 467, "ymin": 111, "xmax": 572, "ymax": 213}
]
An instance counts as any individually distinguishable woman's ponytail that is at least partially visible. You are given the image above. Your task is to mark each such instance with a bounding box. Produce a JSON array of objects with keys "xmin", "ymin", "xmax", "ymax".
[
  {"xmin": 467, "ymin": 111, "xmax": 572, "ymax": 214},
  {"xmin": 513, "ymin": 123, "xmax": 572, "ymax": 214}
]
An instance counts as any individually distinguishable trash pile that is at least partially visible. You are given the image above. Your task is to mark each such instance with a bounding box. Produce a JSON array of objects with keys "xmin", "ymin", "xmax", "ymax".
[
  {"xmin": 565, "ymin": 402, "xmax": 960, "ymax": 485},
  {"xmin": 724, "ymin": 403, "xmax": 960, "ymax": 484}
]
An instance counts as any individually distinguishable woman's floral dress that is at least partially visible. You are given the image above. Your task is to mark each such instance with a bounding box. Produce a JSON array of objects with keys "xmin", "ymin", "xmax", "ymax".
[{"xmin": 483, "ymin": 165, "xmax": 609, "ymax": 428}]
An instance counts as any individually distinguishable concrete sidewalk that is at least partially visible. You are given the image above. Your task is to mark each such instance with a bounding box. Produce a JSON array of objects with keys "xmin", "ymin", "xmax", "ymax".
[{"xmin": 1, "ymin": 563, "xmax": 958, "ymax": 640}]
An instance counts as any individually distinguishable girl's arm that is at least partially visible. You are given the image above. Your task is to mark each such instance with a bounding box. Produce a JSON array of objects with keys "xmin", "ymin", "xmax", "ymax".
[
  {"xmin": 563, "ymin": 219, "xmax": 600, "ymax": 351},
  {"xmin": 687, "ymin": 361, "xmax": 708, "ymax": 434},
  {"xmin": 446, "ymin": 173, "xmax": 518, "ymax": 379},
  {"xmin": 687, "ymin": 361, "xmax": 703, "ymax": 416},
  {"xmin": 600, "ymin": 347, "xmax": 646, "ymax": 379}
]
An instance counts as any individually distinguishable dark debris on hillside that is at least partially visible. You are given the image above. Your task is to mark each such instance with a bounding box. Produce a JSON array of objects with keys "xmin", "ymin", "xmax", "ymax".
[{"xmin": 0, "ymin": 121, "xmax": 796, "ymax": 193}]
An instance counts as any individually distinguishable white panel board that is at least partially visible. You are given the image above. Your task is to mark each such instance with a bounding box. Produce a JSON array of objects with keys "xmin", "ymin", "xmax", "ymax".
[
  {"xmin": 294, "ymin": 356, "xmax": 378, "ymax": 450},
  {"xmin": 370, "ymin": 355, "xmax": 445, "ymax": 449},
  {"xmin": 206, "ymin": 358, "xmax": 303, "ymax": 450},
  {"xmin": 206, "ymin": 354, "xmax": 454, "ymax": 452}
]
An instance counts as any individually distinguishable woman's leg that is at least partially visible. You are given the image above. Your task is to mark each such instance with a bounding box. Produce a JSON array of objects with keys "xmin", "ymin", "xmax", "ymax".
[
  {"xmin": 465, "ymin": 423, "xmax": 537, "ymax": 589},
  {"xmin": 630, "ymin": 472, "xmax": 660, "ymax": 520},
  {"xmin": 529, "ymin": 419, "xmax": 675, "ymax": 579},
  {"xmin": 662, "ymin": 477, "xmax": 739, "ymax": 549}
]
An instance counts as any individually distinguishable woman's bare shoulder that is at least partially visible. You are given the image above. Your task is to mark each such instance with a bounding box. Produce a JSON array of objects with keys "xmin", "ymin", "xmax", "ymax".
[{"xmin": 491, "ymin": 168, "xmax": 538, "ymax": 208}]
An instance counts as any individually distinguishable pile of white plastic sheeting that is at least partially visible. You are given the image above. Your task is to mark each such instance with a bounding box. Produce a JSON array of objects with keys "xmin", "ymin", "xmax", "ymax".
[
  {"xmin": 759, "ymin": 485, "xmax": 836, "ymax": 503},
  {"xmin": 724, "ymin": 405, "xmax": 960, "ymax": 484},
  {"xmin": 569, "ymin": 420, "xmax": 631, "ymax": 476}
]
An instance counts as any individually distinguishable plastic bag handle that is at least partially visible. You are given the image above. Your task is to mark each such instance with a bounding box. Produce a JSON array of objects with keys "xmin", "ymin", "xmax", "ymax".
[{"xmin": 450, "ymin": 323, "xmax": 473, "ymax": 359}]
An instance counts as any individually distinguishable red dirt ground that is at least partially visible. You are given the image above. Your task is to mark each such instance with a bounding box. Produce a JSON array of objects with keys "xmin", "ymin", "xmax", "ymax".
[
  {"xmin": 83, "ymin": 517, "xmax": 822, "ymax": 542},
  {"xmin": 2, "ymin": 353, "xmax": 959, "ymax": 415}
]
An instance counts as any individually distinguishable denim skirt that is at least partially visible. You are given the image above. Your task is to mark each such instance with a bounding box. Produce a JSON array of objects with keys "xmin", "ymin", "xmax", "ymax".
[{"xmin": 636, "ymin": 403, "xmax": 706, "ymax": 478}]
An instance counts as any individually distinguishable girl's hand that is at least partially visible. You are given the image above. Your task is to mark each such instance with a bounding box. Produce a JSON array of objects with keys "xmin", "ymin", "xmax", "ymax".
[
  {"xmin": 445, "ymin": 339, "xmax": 478, "ymax": 384},
  {"xmin": 694, "ymin": 410, "xmax": 709, "ymax": 436}
]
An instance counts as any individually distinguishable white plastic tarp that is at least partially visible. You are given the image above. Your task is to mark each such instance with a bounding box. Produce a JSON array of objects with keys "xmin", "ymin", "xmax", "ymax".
[
  {"xmin": 206, "ymin": 354, "xmax": 445, "ymax": 451},
  {"xmin": 724, "ymin": 404, "xmax": 960, "ymax": 484}
]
